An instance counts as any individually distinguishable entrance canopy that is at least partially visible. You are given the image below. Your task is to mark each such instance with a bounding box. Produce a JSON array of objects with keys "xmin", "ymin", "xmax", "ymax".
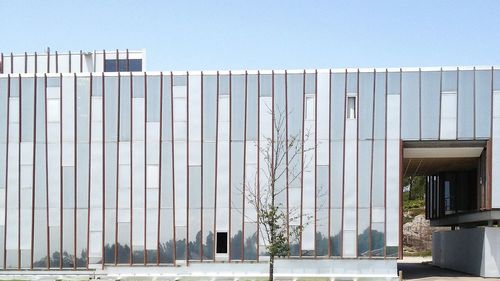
[{"xmin": 403, "ymin": 141, "xmax": 486, "ymax": 176}]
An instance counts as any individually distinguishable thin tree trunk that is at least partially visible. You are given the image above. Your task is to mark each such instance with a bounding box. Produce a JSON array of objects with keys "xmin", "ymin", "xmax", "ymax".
[{"xmin": 269, "ymin": 254, "xmax": 274, "ymax": 281}]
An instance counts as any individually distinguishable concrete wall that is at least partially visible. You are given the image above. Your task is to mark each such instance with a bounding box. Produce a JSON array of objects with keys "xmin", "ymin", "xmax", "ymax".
[
  {"xmin": 433, "ymin": 227, "xmax": 500, "ymax": 277},
  {"xmin": 0, "ymin": 259, "xmax": 398, "ymax": 280},
  {"xmin": 108, "ymin": 259, "xmax": 397, "ymax": 279}
]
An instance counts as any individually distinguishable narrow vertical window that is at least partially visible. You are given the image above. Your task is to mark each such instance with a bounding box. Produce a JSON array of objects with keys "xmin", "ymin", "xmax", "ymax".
[
  {"xmin": 305, "ymin": 95, "xmax": 315, "ymax": 120},
  {"xmin": 347, "ymin": 96, "xmax": 356, "ymax": 119}
]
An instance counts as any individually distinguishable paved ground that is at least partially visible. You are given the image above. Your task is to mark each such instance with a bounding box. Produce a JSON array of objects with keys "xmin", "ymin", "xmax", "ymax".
[{"xmin": 398, "ymin": 257, "xmax": 500, "ymax": 280}]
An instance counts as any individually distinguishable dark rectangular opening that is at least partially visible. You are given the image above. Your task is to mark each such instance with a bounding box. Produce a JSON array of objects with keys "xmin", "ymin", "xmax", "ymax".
[
  {"xmin": 104, "ymin": 59, "xmax": 142, "ymax": 72},
  {"xmin": 402, "ymin": 141, "xmax": 489, "ymax": 226},
  {"xmin": 216, "ymin": 232, "xmax": 227, "ymax": 254}
]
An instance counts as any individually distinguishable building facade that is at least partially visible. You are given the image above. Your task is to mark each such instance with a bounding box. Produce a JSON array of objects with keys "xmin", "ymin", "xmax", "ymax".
[
  {"xmin": 0, "ymin": 50, "xmax": 499, "ymax": 279},
  {"xmin": 0, "ymin": 49, "xmax": 145, "ymax": 74}
]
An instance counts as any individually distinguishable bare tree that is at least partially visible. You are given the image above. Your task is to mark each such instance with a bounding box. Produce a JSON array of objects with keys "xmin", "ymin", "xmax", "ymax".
[{"xmin": 244, "ymin": 108, "xmax": 313, "ymax": 281}]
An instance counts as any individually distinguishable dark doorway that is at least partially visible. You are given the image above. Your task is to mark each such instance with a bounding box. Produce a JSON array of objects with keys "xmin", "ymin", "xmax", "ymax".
[{"xmin": 216, "ymin": 232, "xmax": 228, "ymax": 254}]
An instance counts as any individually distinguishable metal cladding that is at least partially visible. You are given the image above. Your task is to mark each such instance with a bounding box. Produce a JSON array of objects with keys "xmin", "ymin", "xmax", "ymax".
[{"xmin": 0, "ymin": 53, "xmax": 498, "ymax": 271}]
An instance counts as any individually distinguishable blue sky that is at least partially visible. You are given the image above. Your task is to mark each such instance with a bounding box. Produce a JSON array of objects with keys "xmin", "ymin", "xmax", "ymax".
[{"xmin": 1, "ymin": 0, "xmax": 499, "ymax": 71}]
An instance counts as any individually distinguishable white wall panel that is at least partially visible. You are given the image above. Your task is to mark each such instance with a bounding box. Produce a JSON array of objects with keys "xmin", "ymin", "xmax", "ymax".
[
  {"xmin": 49, "ymin": 54, "xmax": 57, "ymax": 73},
  {"xmin": 386, "ymin": 95, "xmax": 400, "ymax": 140},
  {"xmin": 26, "ymin": 55, "xmax": 35, "ymax": 73},
  {"xmin": 259, "ymin": 97, "xmax": 272, "ymax": 141},
  {"xmin": 343, "ymin": 230, "xmax": 356, "ymax": 257},
  {"xmin": 62, "ymin": 77, "xmax": 75, "ymax": 143},
  {"xmin": 132, "ymin": 98, "xmax": 145, "ymax": 140},
  {"xmin": 302, "ymin": 108, "xmax": 315, "ymax": 252},
  {"xmin": 8, "ymin": 98, "xmax": 19, "ymax": 123},
  {"xmin": 440, "ymin": 93, "xmax": 457, "ymax": 140},
  {"xmin": 188, "ymin": 141, "xmax": 202, "ymax": 166},
  {"xmin": 70, "ymin": 53, "xmax": 80, "ymax": 72},
  {"xmin": 188, "ymin": 75, "xmax": 202, "ymax": 141},
  {"xmin": 317, "ymin": 72, "xmax": 330, "ymax": 165},
  {"xmin": 2, "ymin": 56, "xmax": 11, "ymax": 74},
  {"xmin": 12, "ymin": 56, "xmax": 24, "ymax": 73},
  {"xmin": 386, "ymin": 140, "xmax": 400, "ymax": 247},
  {"xmin": 386, "ymin": 93, "xmax": 400, "ymax": 249}
]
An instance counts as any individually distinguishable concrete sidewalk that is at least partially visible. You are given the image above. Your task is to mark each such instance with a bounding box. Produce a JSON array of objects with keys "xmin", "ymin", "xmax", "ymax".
[{"xmin": 398, "ymin": 257, "xmax": 499, "ymax": 280}]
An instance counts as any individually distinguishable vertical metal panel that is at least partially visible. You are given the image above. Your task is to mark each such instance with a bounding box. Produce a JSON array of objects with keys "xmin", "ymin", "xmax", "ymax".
[
  {"xmin": 419, "ymin": 69, "xmax": 422, "ymax": 140},
  {"xmin": 456, "ymin": 67, "xmax": 459, "ymax": 140},
  {"xmin": 101, "ymin": 74, "xmax": 105, "ymax": 269},
  {"xmin": 241, "ymin": 71, "xmax": 247, "ymax": 261},
  {"xmin": 299, "ymin": 71, "xmax": 304, "ymax": 256},
  {"xmin": 385, "ymin": 70, "xmax": 401, "ymax": 257},
  {"xmin": 195, "ymin": 74, "xmax": 204, "ymax": 261},
  {"xmin": 489, "ymin": 67, "xmax": 494, "ymax": 209},
  {"xmin": 114, "ymin": 73, "xmax": 121, "ymax": 265},
  {"xmin": 126, "ymin": 50, "xmax": 130, "ymax": 72},
  {"xmin": 316, "ymin": 69, "xmax": 331, "ymax": 256},
  {"xmin": 73, "ymin": 74, "xmax": 77, "ymax": 269},
  {"xmin": 2, "ymin": 75, "xmax": 9, "ymax": 269},
  {"xmin": 86, "ymin": 74, "xmax": 92, "ymax": 269},
  {"xmin": 438, "ymin": 69, "xmax": 443, "ymax": 139},
  {"xmin": 425, "ymin": 177, "xmax": 428, "ymax": 219},
  {"xmin": 398, "ymin": 140, "xmax": 403, "ymax": 259},
  {"xmin": 398, "ymin": 70, "xmax": 402, "ymax": 259},
  {"xmin": 256, "ymin": 72, "xmax": 260, "ymax": 261},
  {"xmin": 314, "ymin": 70, "xmax": 318, "ymax": 258},
  {"xmin": 340, "ymin": 70, "xmax": 347, "ymax": 258},
  {"xmin": 17, "ymin": 74, "xmax": 21, "ymax": 269},
  {"xmin": 156, "ymin": 73, "xmax": 163, "ymax": 265},
  {"xmin": 327, "ymin": 70, "xmax": 332, "ymax": 257},
  {"xmin": 55, "ymin": 52, "xmax": 58, "ymax": 73},
  {"xmin": 355, "ymin": 70, "xmax": 359, "ymax": 258},
  {"xmin": 46, "ymin": 51, "xmax": 50, "ymax": 73},
  {"xmin": 129, "ymin": 72, "xmax": 133, "ymax": 265},
  {"xmin": 383, "ymin": 69, "xmax": 388, "ymax": 258},
  {"xmin": 170, "ymin": 73, "xmax": 177, "ymax": 264},
  {"xmin": 490, "ymin": 67, "xmax": 494, "ymax": 148},
  {"xmin": 185, "ymin": 72, "xmax": 190, "ymax": 264},
  {"xmin": 44, "ymin": 75, "xmax": 51, "ymax": 269},
  {"xmin": 400, "ymin": 69, "xmax": 402, "ymax": 137},
  {"xmin": 200, "ymin": 72, "xmax": 204, "ymax": 261},
  {"xmin": 369, "ymin": 70, "xmax": 376, "ymax": 257},
  {"xmin": 473, "ymin": 68, "xmax": 476, "ymax": 139},
  {"xmin": 228, "ymin": 71, "xmax": 232, "ymax": 262},
  {"xmin": 103, "ymin": 50, "xmax": 106, "ymax": 72},
  {"xmin": 79, "ymin": 51, "xmax": 83, "ymax": 73},
  {"xmin": 68, "ymin": 51, "xmax": 72, "ymax": 73},
  {"xmin": 102, "ymin": 50, "xmax": 106, "ymax": 73},
  {"xmin": 115, "ymin": 50, "xmax": 119, "ymax": 72},
  {"xmin": 487, "ymin": 140, "xmax": 492, "ymax": 209},
  {"xmin": 57, "ymin": 74, "xmax": 63, "ymax": 269},
  {"xmin": 271, "ymin": 70, "xmax": 275, "ymax": 255},
  {"xmin": 474, "ymin": 68, "xmax": 492, "ymax": 139},
  {"xmin": 213, "ymin": 72, "xmax": 218, "ymax": 262},
  {"xmin": 143, "ymin": 73, "xmax": 147, "ymax": 265},
  {"xmin": 284, "ymin": 71, "xmax": 289, "ymax": 254}
]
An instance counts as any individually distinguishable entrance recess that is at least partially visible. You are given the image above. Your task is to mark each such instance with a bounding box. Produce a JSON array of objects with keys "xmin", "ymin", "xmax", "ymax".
[{"xmin": 402, "ymin": 140, "xmax": 494, "ymax": 227}]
